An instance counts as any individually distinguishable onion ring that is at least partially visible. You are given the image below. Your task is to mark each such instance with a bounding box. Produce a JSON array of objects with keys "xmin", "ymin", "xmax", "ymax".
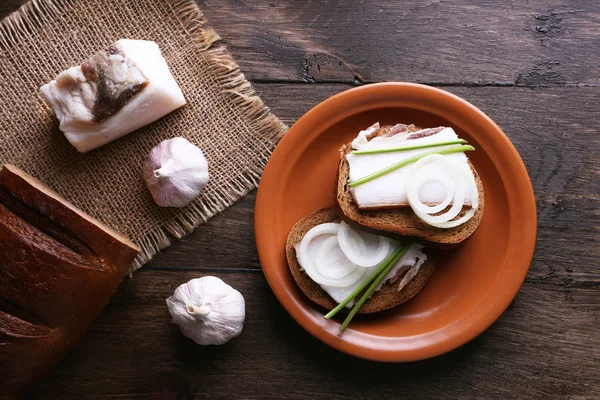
[
  {"xmin": 338, "ymin": 221, "xmax": 391, "ymax": 267},
  {"xmin": 406, "ymin": 154, "xmax": 478, "ymax": 229},
  {"xmin": 315, "ymin": 236, "xmax": 363, "ymax": 279},
  {"xmin": 296, "ymin": 223, "xmax": 364, "ymax": 287},
  {"xmin": 406, "ymin": 163, "xmax": 456, "ymax": 214}
]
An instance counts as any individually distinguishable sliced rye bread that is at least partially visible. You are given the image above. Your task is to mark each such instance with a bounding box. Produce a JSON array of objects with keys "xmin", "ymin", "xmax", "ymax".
[
  {"xmin": 285, "ymin": 207, "xmax": 436, "ymax": 314},
  {"xmin": 335, "ymin": 124, "xmax": 484, "ymax": 246}
]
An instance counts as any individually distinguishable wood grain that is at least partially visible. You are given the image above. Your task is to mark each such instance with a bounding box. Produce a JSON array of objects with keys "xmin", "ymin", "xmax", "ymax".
[
  {"xmin": 26, "ymin": 270, "xmax": 599, "ymax": 399},
  {"xmin": 2, "ymin": 1, "xmax": 600, "ymax": 85},
  {"xmin": 197, "ymin": 0, "xmax": 600, "ymax": 85},
  {"xmin": 0, "ymin": 0, "xmax": 598, "ymax": 398}
]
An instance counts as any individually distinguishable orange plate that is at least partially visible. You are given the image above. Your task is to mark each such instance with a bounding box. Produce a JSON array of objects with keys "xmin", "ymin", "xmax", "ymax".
[{"xmin": 254, "ymin": 83, "xmax": 536, "ymax": 361}]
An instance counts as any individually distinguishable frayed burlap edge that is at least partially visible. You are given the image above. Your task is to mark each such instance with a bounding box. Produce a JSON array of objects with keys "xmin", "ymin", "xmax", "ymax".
[
  {"xmin": 0, "ymin": 0, "xmax": 77, "ymax": 49},
  {"xmin": 0, "ymin": 0, "xmax": 288, "ymax": 272}
]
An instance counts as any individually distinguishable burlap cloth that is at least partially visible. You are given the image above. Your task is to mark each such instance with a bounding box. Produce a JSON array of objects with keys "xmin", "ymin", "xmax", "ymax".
[{"xmin": 0, "ymin": 0, "xmax": 287, "ymax": 270}]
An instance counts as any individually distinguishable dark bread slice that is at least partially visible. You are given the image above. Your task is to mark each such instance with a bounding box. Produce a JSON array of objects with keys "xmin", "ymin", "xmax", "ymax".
[
  {"xmin": 0, "ymin": 164, "xmax": 139, "ymax": 398},
  {"xmin": 285, "ymin": 207, "xmax": 435, "ymax": 314},
  {"xmin": 335, "ymin": 124, "xmax": 484, "ymax": 246}
]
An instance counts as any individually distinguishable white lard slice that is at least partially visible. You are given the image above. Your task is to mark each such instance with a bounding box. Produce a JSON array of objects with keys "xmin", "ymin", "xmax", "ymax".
[
  {"xmin": 40, "ymin": 39, "xmax": 186, "ymax": 152},
  {"xmin": 346, "ymin": 127, "xmax": 475, "ymax": 209}
]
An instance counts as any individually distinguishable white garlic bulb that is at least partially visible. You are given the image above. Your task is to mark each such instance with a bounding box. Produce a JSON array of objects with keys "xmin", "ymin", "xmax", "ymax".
[
  {"xmin": 143, "ymin": 137, "xmax": 209, "ymax": 207},
  {"xmin": 166, "ymin": 276, "xmax": 245, "ymax": 345}
]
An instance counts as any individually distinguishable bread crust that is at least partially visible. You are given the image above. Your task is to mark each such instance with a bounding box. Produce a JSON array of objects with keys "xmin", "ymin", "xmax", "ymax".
[
  {"xmin": 285, "ymin": 208, "xmax": 435, "ymax": 314},
  {"xmin": 334, "ymin": 125, "xmax": 484, "ymax": 245},
  {"xmin": 0, "ymin": 164, "xmax": 139, "ymax": 398}
]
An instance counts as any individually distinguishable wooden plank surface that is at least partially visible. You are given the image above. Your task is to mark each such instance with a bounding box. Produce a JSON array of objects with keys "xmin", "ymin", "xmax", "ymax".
[
  {"xmin": 26, "ymin": 270, "xmax": 600, "ymax": 400},
  {"xmin": 195, "ymin": 0, "xmax": 600, "ymax": 85},
  {"xmin": 0, "ymin": 0, "xmax": 598, "ymax": 399}
]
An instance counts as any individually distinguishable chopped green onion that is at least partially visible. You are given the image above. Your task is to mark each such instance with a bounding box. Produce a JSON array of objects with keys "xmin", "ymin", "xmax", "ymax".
[
  {"xmin": 351, "ymin": 139, "xmax": 467, "ymax": 155},
  {"xmin": 348, "ymin": 145, "xmax": 475, "ymax": 188},
  {"xmin": 339, "ymin": 242, "xmax": 413, "ymax": 331},
  {"xmin": 324, "ymin": 244, "xmax": 406, "ymax": 320}
]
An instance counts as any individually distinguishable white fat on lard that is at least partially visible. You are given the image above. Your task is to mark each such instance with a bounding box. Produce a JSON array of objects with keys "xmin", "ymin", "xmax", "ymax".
[
  {"xmin": 347, "ymin": 127, "xmax": 476, "ymax": 209},
  {"xmin": 40, "ymin": 39, "xmax": 186, "ymax": 152}
]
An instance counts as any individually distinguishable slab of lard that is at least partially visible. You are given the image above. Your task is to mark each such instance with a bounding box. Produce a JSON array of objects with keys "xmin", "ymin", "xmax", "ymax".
[
  {"xmin": 347, "ymin": 126, "xmax": 476, "ymax": 209},
  {"xmin": 40, "ymin": 39, "xmax": 186, "ymax": 152}
]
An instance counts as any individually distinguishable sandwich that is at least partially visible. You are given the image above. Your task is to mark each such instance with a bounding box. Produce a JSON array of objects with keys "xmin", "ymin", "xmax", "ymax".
[
  {"xmin": 285, "ymin": 122, "xmax": 483, "ymax": 330},
  {"xmin": 335, "ymin": 123, "xmax": 484, "ymax": 245},
  {"xmin": 286, "ymin": 207, "xmax": 435, "ymax": 329}
]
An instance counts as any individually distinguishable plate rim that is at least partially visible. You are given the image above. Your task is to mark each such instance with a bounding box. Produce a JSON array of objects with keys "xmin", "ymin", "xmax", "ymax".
[{"xmin": 255, "ymin": 82, "xmax": 537, "ymax": 361}]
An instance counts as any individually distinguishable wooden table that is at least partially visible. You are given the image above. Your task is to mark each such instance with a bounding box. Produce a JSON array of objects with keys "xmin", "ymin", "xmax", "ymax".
[{"xmin": 2, "ymin": 1, "xmax": 599, "ymax": 399}]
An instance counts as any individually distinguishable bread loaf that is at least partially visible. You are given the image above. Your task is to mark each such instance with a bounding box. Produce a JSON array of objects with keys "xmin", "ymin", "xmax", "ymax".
[{"xmin": 0, "ymin": 164, "xmax": 139, "ymax": 398}]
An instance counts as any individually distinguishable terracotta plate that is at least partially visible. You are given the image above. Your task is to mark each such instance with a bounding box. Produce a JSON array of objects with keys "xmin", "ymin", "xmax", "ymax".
[{"xmin": 254, "ymin": 83, "xmax": 536, "ymax": 361}]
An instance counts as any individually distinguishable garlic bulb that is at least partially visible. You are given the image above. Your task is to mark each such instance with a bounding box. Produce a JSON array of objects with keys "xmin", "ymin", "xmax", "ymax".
[
  {"xmin": 143, "ymin": 137, "xmax": 209, "ymax": 207},
  {"xmin": 166, "ymin": 276, "xmax": 245, "ymax": 345}
]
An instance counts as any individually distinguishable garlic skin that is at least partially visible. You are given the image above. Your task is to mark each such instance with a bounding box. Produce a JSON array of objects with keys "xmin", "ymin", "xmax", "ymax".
[
  {"xmin": 166, "ymin": 276, "xmax": 245, "ymax": 345},
  {"xmin": 143, "ymin": 137, "xmax": 209, "ymax": 207}
]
